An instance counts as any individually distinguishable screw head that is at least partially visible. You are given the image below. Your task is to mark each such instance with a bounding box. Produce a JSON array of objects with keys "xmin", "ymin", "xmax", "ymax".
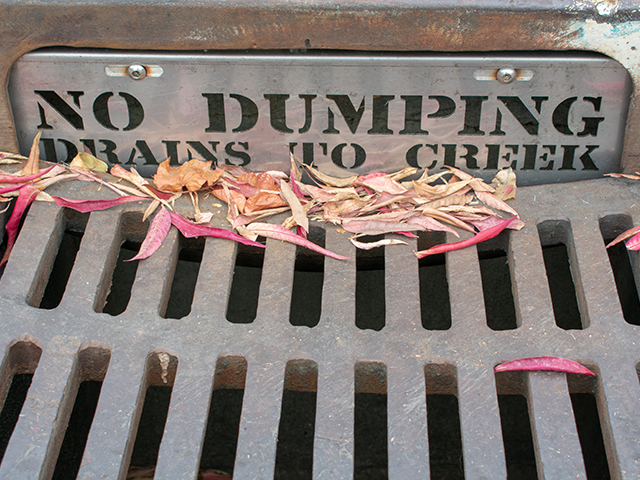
[
  {"xmin": 127, "ymin": 64, "xmax": 147, "ymax": 80},
  {"xmin": 497, "ymin": 66, "xmax": 517, "ymax": 84}
]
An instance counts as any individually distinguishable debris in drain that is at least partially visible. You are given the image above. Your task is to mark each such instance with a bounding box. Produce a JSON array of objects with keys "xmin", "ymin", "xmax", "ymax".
[
  {"xmin": 0, "ymin": 135, "xmax": 523, "ymax": 264},
  {"xmin": 495, "ymin": 356, "xmax": 596, "ymax": 376}
]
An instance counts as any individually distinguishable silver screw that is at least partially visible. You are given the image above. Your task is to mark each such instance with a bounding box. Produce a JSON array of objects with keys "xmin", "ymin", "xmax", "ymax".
[
  {"xmin": 497, "ymin": 66, "xmax": 517, "ymax": 84},
  {"xmin": 127, "ymin": 64, "xmax": 147, "ymax": 80}
]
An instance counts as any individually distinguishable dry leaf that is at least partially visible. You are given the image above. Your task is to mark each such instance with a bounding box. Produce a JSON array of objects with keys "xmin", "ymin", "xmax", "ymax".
[
  {"xmin": 70, "ymin": 152, "xmax": 108, "ymax": 172},
  {"xmin": 18, "ymin": 130, "xmax": 42, "ymax": 176},
  {"xmin": 154, "ymin": 158, "xmax": 223, "ymax": 192},
  {"xmin": 280, "ymin": 180, "xmax": 308, "ymax": 233},
  {"xmin": 143, "ymin": 199, "xmax": 161, "ymax": 222},
  {"xmin": 244, "ymin": 191, "xmax": 287, "ymax": 214},
  {"xmin": 350, "ymin": 237, "xmax": 408, "ymax": 250}
]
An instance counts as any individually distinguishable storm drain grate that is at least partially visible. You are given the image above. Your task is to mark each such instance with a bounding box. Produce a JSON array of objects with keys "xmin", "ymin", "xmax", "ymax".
[{"xmin": 0, "ymin": 176, "xmax": 639, "ymax": 479}]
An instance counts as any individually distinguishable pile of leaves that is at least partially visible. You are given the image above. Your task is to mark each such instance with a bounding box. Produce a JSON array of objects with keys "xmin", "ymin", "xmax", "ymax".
[{"xmin": 0, "ymin": 132, "xmax": 523, "ymax": 265}]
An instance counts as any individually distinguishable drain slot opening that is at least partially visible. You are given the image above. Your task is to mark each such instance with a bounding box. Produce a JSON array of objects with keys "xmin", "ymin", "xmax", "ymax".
[
  {"xmin": 127, "ymin": 350, "xmax": 178, "ymax": 479},
  {"xmin": 51, "ymin": 381, "xmax": 103, "ymax": 480},
  {"xmin": 477, "ymin": 230, "xmax": 518, "ymax": 330},
  {"xmin": 354, "ymin": 361, "xmax": 388, "ymax": 480},
  {"xmin": 356, "ymin": 237, "xmax": 386, "ymax": 331},
  {"xmin": 274, "ymin": 360, "xmax": 318, "ymax": 479},
  {"xmin": 50, "ymin": 343, "xmax": 111, "ymax": 480},
  {"xmin": 0, "ymin": 337, "xmax": 42, "ymax": 463},
  {"xmin": 97, "ymin": 212, "xmax": 149, "ymax": 316},
  {"xmin": 163, "ymin": 236, "xmax": 205, "ymax": 319},
  {"xmin": 598, "ymin": 214, "xmax": 640, "ymax": 325},
  {"xmin": 537, "ymin": 219, "xmax": 587, "ymax": 329},
  {"xmin": 418, "ymin": 232, "xmax": 452, "ymax": 330},
  {"xmin": 226, "ymin": 241, "xmax": 265, "ymax": 324},
  {"xmin": 199, "ymin": 356, "xmax": 247, "ymax": 476},
  {"xmin": 424, "ymin": 364, "xmax": 464, "ymax": 479},
  {"xmin": 495, "ymin": 370, "xmax": 538, "ymax": 480},
  {"xmin": 290, "ymin": 228, "xmax": 325, "ymax": 327},
  {"xmin": 32, "ymin": 208, "xmax": 89, "ymax": 309},
  {"xmin": 567, "ymin": 369, "xmax": 613, "ymax": 480}
]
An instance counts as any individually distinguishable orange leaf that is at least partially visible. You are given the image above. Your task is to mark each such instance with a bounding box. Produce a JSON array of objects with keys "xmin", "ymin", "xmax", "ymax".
[
  {"xmin": 244, "ymin": 191, "xmax": 287, "ymax": 214},
  {"xmin": 153, "ymin": 159, "xmax": 223, "ymax": 192}
]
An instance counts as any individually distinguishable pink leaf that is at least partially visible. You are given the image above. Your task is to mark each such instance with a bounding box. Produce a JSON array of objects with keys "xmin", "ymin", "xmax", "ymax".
[
  {"xmin": 466, "ymin": 215, "xmax": 525, "ymax": 232},
  {"xmin": 1, "ymin": 185, "xmax": 41, "ymax": 265},
  {"xmin": 289, "ymin": 168, "xmax": 307, "ymax": 199},
  {"xmin": 606, "ymin": 225, "xmax": 640, "ymax": 248},
  {"xmin": 0, "ymin": 184, "xmax": 26, "ymax": 195},
  {"xmin": 168, "ymin": 212, "xmax": 265, "ymax": 248},
  {"xmin": 246, "ymin": 223, "xmax": 351, "ymax": 260},
  {"xmin": 415, "ymin": 216, "xmax": 516, "ymax": 258},
  {"xmin": 52, "ymin": 195, "xmax": 148, "ymax": 213},
  {"xmin": 494, "ymin": 356, "xmax": 595, "ymax": 376},
  {"xmin": 126, "ymin": 207, "xmax": 171, "ymax": 261},
  {"xmin": 0, "ymin": 165, "xmax": 55, "ymax": 184},
  {"xmin": 626, "ymin": 231, "xmax": 640, "ymax": 250}
]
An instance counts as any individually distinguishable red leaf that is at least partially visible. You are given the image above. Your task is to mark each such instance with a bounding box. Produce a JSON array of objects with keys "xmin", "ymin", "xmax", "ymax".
[
  {"xmin": 126, "ymin": 207, "xmax": 171, "ymax": 261},
  {"xmin": 494, "ymin": 356, "xmax": 595, "ymax": 376},
  {"xmin": 52, "ymin": 195, "xmax": 148, "ymax": 213},
  {"xmin": 1, "ymin": 185, "xmax": 41, "ymax": 265},
  {"xmin": 246, "ymin": 223, "xmax": 350, "ymax": 260},
  {"xmin": 0, "ymin": 164, "xmax": 55, "ymax": 184},
  {"xmin": 415, "ymin": 216, "xmax": 517, "ymax": 258},
  {"xmin": 168, "ymin": 212, "xmax": 265, "ymax": 248}
]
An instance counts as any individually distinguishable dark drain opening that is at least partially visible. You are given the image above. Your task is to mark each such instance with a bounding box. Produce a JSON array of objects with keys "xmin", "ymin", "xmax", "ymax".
[
  {"xmin": 418, "ymin": 232, "xmax": 451, "ymax": 330},
  {"xmin": 51, "ymin": 380, "xmax": 102, "ymax": 480},
  {"xmin": 51, "ymin": 343, "xmax": 111, "ymax": 480},
  {"xmin": 356, "ymin": 236, "xmax": 385, "ymax": 331},
  {"xmin": 354, "ymin": 361, "xmax": 388, "ymax": 480},
  {"xmin": 0, "ymin": 336, "xmax": 42, "ymax": 463},
  {"xmin": 567, "ymin": 370, "xmax": 612, "ymax": 480},
  {"xmin": 199, "ymin": 356, "xmax": 247, "ymax": 476},
  {"xmin": 424, "ymin": 364, "xmax": 464, "ymax": 480},
  {"xmin": 128, "ymin": 387, "xmax": 172, "ymax": 473},
  {"xmin": 290, "ymin": 228, "xmax": 325, "ymax": 327},
  {"xmin": 537, "ymin": 220, "xmax": 586, "ymax": 330},
  {"xmin": 96, "ymin": 212, "xmax": 149, "ymax": 316},
  {"xmin": 274, "ymin": 360, "xmax": 318, "ymax": 480},
  {"xmin": 495, "ymin": 371, "xmax": 538, "ymax": 480},
  {"xmin": 478, "ymin": 231, "xmax": 517, "ymax": 330},
  {"xmin": 599, "ymin": 214, "xmax": 640, "ymax": 325},
  {"xmin": 164, "ymin": 236, "xmax": 205, "ymax": 319},
  {"xmin": 0, "ymin": 373, "xmax": 33, "ymax": 462},
  {"xmin": 127, "ymin": 351, "xmax": 178, "ymax": 478},
  {"xmin": 102, "ymin": 240, "xmax": 141, "ymax": 316},
  {"xmin": 34, "ymin": 208, "xmax": 89, "ymax": 309},
  {"xmin": 226, "ymin": 241, "xmax": 265, "ymax": 324}
]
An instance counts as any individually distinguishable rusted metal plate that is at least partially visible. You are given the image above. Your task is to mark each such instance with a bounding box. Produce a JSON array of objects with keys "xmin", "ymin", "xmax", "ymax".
[{"xmin": 8, "ymin": 50, "xmax": 632, "ymax": 184}]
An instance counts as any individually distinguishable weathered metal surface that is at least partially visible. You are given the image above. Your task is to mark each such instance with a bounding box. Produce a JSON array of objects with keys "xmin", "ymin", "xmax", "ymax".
[
  {"xmin": 8, "ymin": 50, "xmax": 632, "ymax": 184},
  {"xmin": 0, "ymin": 174, "xmax": 636, "ymax": 478},
  {"xmin": 0, "ymin": 2, "xmax": 638, "ymax": 173}
]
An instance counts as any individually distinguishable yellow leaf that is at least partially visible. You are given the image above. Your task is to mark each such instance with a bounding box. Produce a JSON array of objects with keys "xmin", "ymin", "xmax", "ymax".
[{"xmin": 70, "ymin": 152, "xmax": 108, "ymax": 172}]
